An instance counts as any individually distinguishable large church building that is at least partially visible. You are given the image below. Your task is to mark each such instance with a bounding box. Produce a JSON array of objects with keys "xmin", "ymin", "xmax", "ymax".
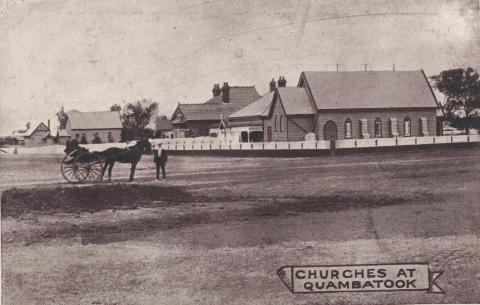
[{"xmin": 228, "ymin": 70, "xmax": 439, "ymax": 142}]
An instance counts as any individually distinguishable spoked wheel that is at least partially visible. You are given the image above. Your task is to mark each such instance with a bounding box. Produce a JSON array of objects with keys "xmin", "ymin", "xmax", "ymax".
[
  {"xmin": 61, "ymin": 154, "xmax": 81, "ymax": 183},
  {"xmin": 73, "ymin": 152, "xmax": 104, "ymax": 183}
]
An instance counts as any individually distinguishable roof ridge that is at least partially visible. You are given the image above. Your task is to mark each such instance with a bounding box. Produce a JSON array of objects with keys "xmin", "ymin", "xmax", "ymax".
[
  {"xmin": 303, "ymin": 70, "xmax": 422, "ymax": 73},
  {"xmin": 68, "ymin": 110, "xmax": 116, "ymax": 114}
]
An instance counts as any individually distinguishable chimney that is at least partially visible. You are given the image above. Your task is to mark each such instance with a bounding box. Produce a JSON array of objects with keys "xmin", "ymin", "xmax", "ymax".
[
  {"xmin": 212, "ymin": 83, "xmax": 221, "ymax": 96},
  {"xmin": 269, "ymin": 78, "xmax": 276, "ymax": 92},
  {"xmin": 277, "ymin": 76, "xmax": 287, "ymax": 87},
  {"xmin": 221, "ymin": 82, "xmax": 230, "ymax": 103},
  {"xmin": 47, "ymin": 119, "xmax": 50, "ymax": 131}
]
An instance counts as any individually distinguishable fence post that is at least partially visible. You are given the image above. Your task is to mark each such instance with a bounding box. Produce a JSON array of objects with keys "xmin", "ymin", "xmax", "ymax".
[{"xmin": 330, "ymin": 139, "xmax": 336, "ymax": 156}]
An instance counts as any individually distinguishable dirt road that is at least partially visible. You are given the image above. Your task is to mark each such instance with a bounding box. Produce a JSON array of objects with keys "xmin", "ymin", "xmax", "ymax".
[{"xmin": 1, "ymin": 149, "xmax": 480, "ymax": 304}]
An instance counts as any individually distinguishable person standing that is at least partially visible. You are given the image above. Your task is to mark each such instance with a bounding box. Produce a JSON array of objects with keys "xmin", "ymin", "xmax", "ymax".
[
  {"xmin": 153, "ymin": 143, "xmax": 168, "ymax": 180},
  {"xmin": 68, "ymin": 134, "xmax": 80, "ymax": 153}
]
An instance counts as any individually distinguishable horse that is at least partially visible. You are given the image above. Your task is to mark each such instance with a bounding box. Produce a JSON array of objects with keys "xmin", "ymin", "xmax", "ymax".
[{"xmin": 98, "ymin": 138, "xmax": 151, "ymax": 182}]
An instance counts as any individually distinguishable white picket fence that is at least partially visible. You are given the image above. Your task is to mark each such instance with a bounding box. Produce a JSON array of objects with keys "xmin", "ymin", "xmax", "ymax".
[
  {"xmin": 151, "ymin": 135, "xmax": 480, "ymax": 151},
  {"xmin": 3, "ymin": 135, "xmax": 480, "ymax": 154}
]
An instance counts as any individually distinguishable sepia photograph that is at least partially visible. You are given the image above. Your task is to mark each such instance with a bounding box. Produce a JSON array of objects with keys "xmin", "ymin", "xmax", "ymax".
[{"xmin": 1, "ymin": 0, "xmax": 479, "ymax": 304}]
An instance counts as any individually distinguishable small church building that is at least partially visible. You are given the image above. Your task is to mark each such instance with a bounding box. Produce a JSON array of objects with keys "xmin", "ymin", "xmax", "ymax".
[
  {"xmin": 228, "ymin": 70, "xmax": 439, "ymax": 142},
  {"xmin": 65, "ymin": 111, "xmax": 123, "ymax": 143}
]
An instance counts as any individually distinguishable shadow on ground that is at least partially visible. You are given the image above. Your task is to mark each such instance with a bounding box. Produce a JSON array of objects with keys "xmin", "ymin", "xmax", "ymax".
[{"xmin": 1, "ymin": 184, "xmax": 436, "ymax": 246}]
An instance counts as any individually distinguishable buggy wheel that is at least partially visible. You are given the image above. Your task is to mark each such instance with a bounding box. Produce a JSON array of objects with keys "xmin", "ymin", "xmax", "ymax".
[
  {"xmin": 74, "ymin": 153, "xmax": 103, "ymax": 183},
  {"xmin": 61, "ymin": 154, "xmax": 81, "ymax": 183}
]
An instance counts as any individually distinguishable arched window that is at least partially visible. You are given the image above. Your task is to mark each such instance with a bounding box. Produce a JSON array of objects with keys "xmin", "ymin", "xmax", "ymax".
[
  {"xmin": 360, "ymin": 119, "xmax": 369, "ymax": 139},
  {"xmin": 404, "ymin": 117, "xmax": 411, "ymax": 137},
  {"xmin": 345, "ymin": 118, "xmax": 352, "ymax": 139},
  {"xmin": 279, "ymin": 115, "xmax": 284, "ymax": 132},
  {"xmin": 108, "ymin": 132, "xmax": 114, "ymax": 143},
  {"xmin": 374, "ymin": 118, "xmax": 382, "ymax": 138},
  {"xmin": 274, "ymin": 115, "xmax": 278, "ymax": 132}
]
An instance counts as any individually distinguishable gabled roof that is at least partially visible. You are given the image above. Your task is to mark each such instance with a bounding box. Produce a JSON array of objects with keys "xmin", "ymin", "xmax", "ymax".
[
  {"xmin": 155, "ymin": 118, "xmax": 173, "ymax": 131},
  {"xmin": 12, "ymin": 122, "xmax": 50, "ymax": 137},
  {"xmin": 229, "ymin": 92, "xmax": 274, "ymax": 118},
  {"xmin": 174, "ymin": 86, "xmax": 261, "ymax": 121},
  {"xmin": 276, "ymin": 87, "xmax": 316, "ymax": 115},
  {"xmin": 300, "ymin": 70, "xmax": 437, "ymax": 110},
  {"xmin": 67, "ymin": 111, "xmax": 122, "ymax": 130}
]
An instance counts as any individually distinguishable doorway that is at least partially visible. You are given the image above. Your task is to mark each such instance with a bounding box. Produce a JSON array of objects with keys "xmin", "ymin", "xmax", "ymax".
[
  {"xmin": 267, "ymin": 126, "xmax": 272, "ymax": 142},
  {"xmin": 324, "ymin": 121, "xmax": 338, "ymax": 140}
]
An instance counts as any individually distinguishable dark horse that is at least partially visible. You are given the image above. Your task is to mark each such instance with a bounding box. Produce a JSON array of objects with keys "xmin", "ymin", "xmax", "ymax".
[{"xmin": 98, "ymin": 139, "xmax": 151, "ymax": 182}]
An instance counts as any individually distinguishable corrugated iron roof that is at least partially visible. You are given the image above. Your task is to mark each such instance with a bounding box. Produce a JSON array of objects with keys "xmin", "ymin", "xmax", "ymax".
[
  {"xmin": 155, "ymin": 118, "xmax": 173, "ymax": 131},
  {"xmin": 176, "ymin": 86, "xmax": 261, "ymax": 121},
  {"xmin": 12, "ymin": 121, "xmax": 50, "ymax": 137},
  {"xmin": 67, "ymin": 111, "xmax": 123, "ymax": 130},
  {"xmin": 302, "ymin": 70, "xmax": 437, "ymax": 110},
  {"xmin": 229, "ymin": 92, "xmax": 274, "ymax": 118},
  {"xmin": 277, "ymin": 87, "xmax": 316, "ymax": 115},
  {"xmin": 57, "ymin": 129, "xmax": 69, "ymax": 137}
]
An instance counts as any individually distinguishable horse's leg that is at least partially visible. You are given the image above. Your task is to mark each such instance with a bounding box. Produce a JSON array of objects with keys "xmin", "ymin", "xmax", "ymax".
[
  {"xmin": 101, "ymin": 161, "xmax": 109, "ymax": 181},
  {"xmin": 108, "ymin": 162, "xmax": 114, "ymax": 181},
  {"xmin": 129, "ymin": 161, "xmax": 137, "ymax": 182}
]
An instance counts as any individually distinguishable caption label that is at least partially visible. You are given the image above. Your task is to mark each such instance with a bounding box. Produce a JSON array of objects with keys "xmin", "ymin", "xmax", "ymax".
[{"xmin": 277, "ymin": 263, "xmax": 443, "ymax": 294}]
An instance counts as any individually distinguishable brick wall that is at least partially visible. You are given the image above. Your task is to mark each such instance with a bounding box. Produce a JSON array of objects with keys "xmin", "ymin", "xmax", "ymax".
[{"xmin": 315, "ymin": 108, "xmax": 437, "ymax": 140}]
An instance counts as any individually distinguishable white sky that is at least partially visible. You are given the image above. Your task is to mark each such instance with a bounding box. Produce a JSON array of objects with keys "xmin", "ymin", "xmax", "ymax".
[{"xmin": 1, "ymin": 0, "xmax": 479, "ymax": 134}]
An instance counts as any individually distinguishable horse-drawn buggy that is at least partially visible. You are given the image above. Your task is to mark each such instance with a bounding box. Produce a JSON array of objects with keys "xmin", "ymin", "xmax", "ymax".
[{"xmin": 60, "ymin": 139, "xmax": 151, "ymax": 184}]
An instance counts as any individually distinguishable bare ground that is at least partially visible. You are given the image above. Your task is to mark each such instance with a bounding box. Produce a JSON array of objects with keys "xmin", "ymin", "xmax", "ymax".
[{"xmin": 1, "ymin": 149, "xmax": 480, "ymax": 305}]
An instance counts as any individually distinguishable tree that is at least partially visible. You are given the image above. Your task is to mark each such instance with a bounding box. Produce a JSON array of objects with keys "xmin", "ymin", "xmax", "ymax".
[
  {"xmin": 113, "ymin": 99, "xmax": 158, "ymax": 140},
  {"xmin": 56, "ymin": 106, "xmax": 68, "ymax": 129},
  {"xmin": 431, "ymin": 68, "xmax": 480, "ymax": 133},
  {"xmin": 110, "ymin": 104, "xmax": 122, "ymax": 112}
]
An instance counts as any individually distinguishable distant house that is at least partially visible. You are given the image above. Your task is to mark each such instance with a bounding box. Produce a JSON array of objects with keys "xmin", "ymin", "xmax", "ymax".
[
  {"xmin": 11, "ymin": 121, "xmax": 53, "ymax": 146},
  {"xmin": 65, "ymin": 111, "xmax": 122, "ymax": 143},
  {"xmin": 229, "ymin": 71, "xmax": 439, "ymax": 142},
  {"xmin": 170, "ymin": 82, "xmax": 261, "ymax": 137}
]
